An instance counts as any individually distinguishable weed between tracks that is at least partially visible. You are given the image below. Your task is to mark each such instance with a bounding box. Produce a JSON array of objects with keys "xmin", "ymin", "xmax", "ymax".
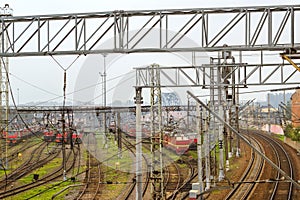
[
  {"xmin": 0, "ymin": 139, "xmax": 41, "ymax": 177},
  {"xmin": 13, "ymin": 180, "xmax": 74, "ymax": 200},
  {"xmin": 19, "ymin": 157, "xmax": 62, "ymax": 184},
  {"xmin": 102, "ymin": 168, "xmax": 130, "ymax": 198}
]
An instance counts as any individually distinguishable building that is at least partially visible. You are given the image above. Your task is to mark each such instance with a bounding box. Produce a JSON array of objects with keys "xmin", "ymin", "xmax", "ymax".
[{"xmin": 291, "ymin": 89, "xmax": 300, "ymax": 127}]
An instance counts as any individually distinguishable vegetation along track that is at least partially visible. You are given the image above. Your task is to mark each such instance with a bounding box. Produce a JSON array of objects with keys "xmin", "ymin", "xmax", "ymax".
[
  {"xmin": 120, "ymin": 136, "xmax": 150, "ymax": 199},
  {"xmin": 0, "ymin": 141, "xmax": 56, "ymax": 190},
  {"xmin": 0, "ymin": 145, "xmax": 79, "ymax": 199},
  {"xmin": 5, "ymin": 140, "xmax": 43, "ymax": 165}
]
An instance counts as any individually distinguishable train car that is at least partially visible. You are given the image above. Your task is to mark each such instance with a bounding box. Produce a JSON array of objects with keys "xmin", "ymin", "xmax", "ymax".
[
  {"xmin": 163, "ymin": 133, "xmax": 190, "ymax": 154},
  {"xmin": 72, "ymin": 131, "xmax": 83, "ymax": 144},
  {"xmin": 43, "ymin": 130, "xmax": 56, "ymax": 142},
  {"xmin": 55, "ymin": 132, "xmax": 64, "ymax": 143},
  {"xmin": 122, "ymin": 123, "xmax": 136, "ymax": 137},
  {"xmin": 186, "ymin": 132, "xmax": 197, "ymax": 150},
  {"xmin": 20, "ymin": 129, "xmax": 31, "ymax": 140},
  {"xmin": 6, "ymin": 129, "xmax": 31, "ymax": 145},
  {"xmin": 122, "ymin": 123, "xmax": 151, "ymax": 138},
  {"xmin": 2, "ymin": 131, "xmax": 7, "ymax": 139},
  {"xmin": 7, "ymin": 130, "xmax": 20, "ymax": 145},
  {"xmin": 55, "ymin": 131, "xmax": 83, "ymax": 144}
]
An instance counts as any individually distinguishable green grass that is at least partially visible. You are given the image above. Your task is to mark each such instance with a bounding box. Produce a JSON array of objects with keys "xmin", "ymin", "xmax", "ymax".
[
  {"xmin": 0, "ymin": 140, "xmax": 43, "ymax": 178},
  {"xmin": 101, "ymin": 166, "xmax": 130, "ymax": 198},
  {"xmin": 19, "ymin": 157, "xmax": 62, "ymax": 184},
  {"xmin": 187, "ymin": 150, "xmax": 198, "ymax": 159},
  {"xmin": 274, "ymin": 134, "xmax": 285, "ymax": 141},
  {"xmin": 11, "ymin": 147, "xmax": 87, "ymax": 199},
  {"xmin": 13, "ymin": 180, "xmax": 76, "ymax": 200},
  {"xmin": 0, "ymin": 168, "xmax": 11, "ymax": 178}
]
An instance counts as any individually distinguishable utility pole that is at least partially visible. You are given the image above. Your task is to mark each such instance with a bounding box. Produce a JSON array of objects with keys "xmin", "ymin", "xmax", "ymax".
[
  {"xmin": 117, "ymin": 112, "xmax": 122, "ymax": 158},
  {"xmin": 268, "ymin": 93, "xmax": 271, "ymax": 133},
  {"xmin": 102, "ymin": 54, "xmax": 108, "ymax": 148},
  {"xmin": 196, "ymin": 103, "xmax": 204, "ymax": 197},
  {"xmin": 135, "ymin": 87, "xmax": 143, "ymax": 200},
  {"xmin": 235, "ymin": 51, "xmax": 242, "ymax": 158},
  {"xmin": 62, "ymin": 71, "xmax": 67, "ymax": 181},
  {"xmin": 217, "ymin": 60, "xmax": 224, "ymax": 181},
  {"xmin": 204, "ymin": 106, "xmax": 211, "ymax": 190}
]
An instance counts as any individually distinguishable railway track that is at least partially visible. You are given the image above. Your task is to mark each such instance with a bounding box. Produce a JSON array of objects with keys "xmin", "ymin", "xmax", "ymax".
[
  {"xmin": 225, "ymin": 135, "xmax": 264, "ymax": 200},
  {"xmin": 76, "ymin": 151, "xmax": 101, "ymax": 200},
  {"xmin": 0, "ymin": 145, "xmax": 79, "ymax": 199},
  {"xmin": 5, "ymin": 140, "xmax": 43, "ymax": 164},
  {"xmin": 167, "ymin": 158, "xmax": 197, "ymax": 200},
  {"xmin": 251, "ymin": 130, "xmax": 294, "ymax": 200},
  {"xmin": 164, "ymin": 157, "xmax": 182, "ymax": 199},
  {"xmin": 120, "ymin": 136, "xmax": 150, "ymax": 199},
  {"xmin": 0, "ymin": 142, "xmax": 54, "ymax": 190}
]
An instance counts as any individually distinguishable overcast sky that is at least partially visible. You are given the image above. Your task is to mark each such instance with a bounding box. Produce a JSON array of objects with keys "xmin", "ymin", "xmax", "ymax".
[{"xmin": 2, "ymin": 0, "xmax": 300, "ymax": 105}]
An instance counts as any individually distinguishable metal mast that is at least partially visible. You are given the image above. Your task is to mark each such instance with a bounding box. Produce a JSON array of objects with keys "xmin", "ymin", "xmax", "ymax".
[
  {"xmin": 102, "ymin": 54, "xmax": 108, "ymax": 149},
  {"xmin": 0, "ymin": 4, "xmax": 12, "ymax": 169},
  {"xmin": 135, "ymin": 87, "xmax": 143, "ymax": 200},
  {"xmin": 149, "ymin": 64, "xmax": 164, "ymax": 199},
  {"xmin": 209, "ymin": 55, "xmax": 225, "ymax": 181},
  {"xmin": 208, "ymin": 49, "xmax": 234, "ymax": 182}
]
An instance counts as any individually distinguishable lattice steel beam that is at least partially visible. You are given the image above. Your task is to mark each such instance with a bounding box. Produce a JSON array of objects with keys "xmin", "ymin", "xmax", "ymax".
[
  {"xmin": 149, "ymin": 64, "xmax": 164, "ymax": 199},
  {"xmin": 9, "ymin": 105, "xmax": 190, "ymax": 113},
  {"xmin": 135, "ymin": 62, "xmax": 300, "ymax": 88},
  {"xmin": 0, "ymin": 5, "xmax": 300, "ymax": 57}
]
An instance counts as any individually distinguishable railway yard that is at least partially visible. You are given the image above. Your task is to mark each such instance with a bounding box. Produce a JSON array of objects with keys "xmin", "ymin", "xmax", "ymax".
[
  {"xmin": 0, "ymin": 125, "xmax": 299, "ymax": 199},
  {"xmin": 1, "ymin": 3, "xmax": 300, "ymax": 200}
]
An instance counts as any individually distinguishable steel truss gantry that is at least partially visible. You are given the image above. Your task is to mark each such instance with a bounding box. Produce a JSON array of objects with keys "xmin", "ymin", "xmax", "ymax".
[
  {"xmin": 0, "ymin": 5, "xmax": 300, "ymax": 57},
  {"xmin": 136, "ymin": 62, "xmax": 300, "ymax": 88}
]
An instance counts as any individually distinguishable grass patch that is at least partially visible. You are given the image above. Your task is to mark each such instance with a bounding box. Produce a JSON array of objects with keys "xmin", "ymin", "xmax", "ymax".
[
  {"xmin": 0, "ymin": 168, "xmax": 11, "ymax": 177},
  {"xmin": 187, "ymin": 150, "xmax": 198, "ymax": 159},
  {"xmin": 13, "ymin": 180, "xmax": 75, "ymax": 200},
  {"xmin": 274, "ymin": 134, "xmax": 285, "ymax": 141},
  {"xmin": 19, "ymin": 157, "xmax": 62, "ymax": 184},
  {"xmin": 101, "ymin": 166, "xmax": 130, "ymax": 198}
]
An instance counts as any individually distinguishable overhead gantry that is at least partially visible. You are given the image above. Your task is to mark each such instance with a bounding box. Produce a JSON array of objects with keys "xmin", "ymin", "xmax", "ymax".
[{"xmin": 0, "ymin": 5, "xmax": 300, "ymax": 57}]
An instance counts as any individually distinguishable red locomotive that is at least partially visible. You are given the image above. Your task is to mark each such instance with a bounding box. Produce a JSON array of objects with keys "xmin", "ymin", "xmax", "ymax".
[
  {"xmin": 5, "ymin": 129, "xmax": 31, "ymax": 145},
  {"xmin": 55, "ymin": 131, "xmax": 82, "ymax": 144},
  {"xmin": 163, "ymin": 131, "xmax": 190, "ymax": 154},
  {"xmin": 122, "ymin": 123, "xmax": 151, "ymax": 138},
  {"xmin": 43, "ymin": 129, "xmax": 56, "ymax": 142}
]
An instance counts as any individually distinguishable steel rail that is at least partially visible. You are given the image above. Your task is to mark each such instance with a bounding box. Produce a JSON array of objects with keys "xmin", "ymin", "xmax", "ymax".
[{"xmin": 187, "ymin": 90, "xmax": 300, "ymax": 190}]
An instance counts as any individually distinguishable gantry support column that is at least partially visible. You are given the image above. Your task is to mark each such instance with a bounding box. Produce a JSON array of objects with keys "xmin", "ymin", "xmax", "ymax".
[
  {"xmin": 149, "ymin": 64, "xmax": 164, "ymax": 200},
  {"xmin": 117, "ymin": 112, "xmax": 122, "ymax": 158},
  {"xmin": 0, "ymin": 18, "xmax": 10, "ymax": 169},
  {"xmin": 135, "ymin": 87, "xmax": 143, "ymax": 200},
  {"xmin": 196, "ymin": 103, "xmax": 204, "ymax": 196}
]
